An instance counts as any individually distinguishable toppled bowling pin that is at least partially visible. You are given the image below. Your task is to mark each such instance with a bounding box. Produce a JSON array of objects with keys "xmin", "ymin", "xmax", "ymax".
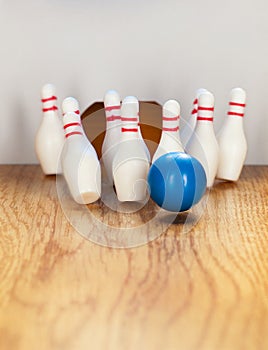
[
  {"xmin": 217, "ymin": 88, "xmax": 247, "ymax": 181},
  {"xmin": 152, "ymin": 99, "xmax": 184, "ymax": 163},
  {"xmin": 35, "ymin": 83, "xmax": 65, "ymax": 175},
  {"xmin": 112, "ymin": 96, "xmax": 150, "ymax": 202}
]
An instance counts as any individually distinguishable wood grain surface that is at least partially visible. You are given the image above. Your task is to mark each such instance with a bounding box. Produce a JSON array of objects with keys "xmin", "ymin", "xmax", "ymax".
[{"xmin": 0, "ymin": 165, "xmax": 267, "ymax": 350}]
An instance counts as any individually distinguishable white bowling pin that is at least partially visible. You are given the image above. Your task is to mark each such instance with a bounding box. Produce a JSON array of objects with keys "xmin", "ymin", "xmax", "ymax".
[
  {"xmin": 137, "ymin": 108, "xmax": 151, "ymax": 162},
  {"xmin": 181, "ymin": 88, "xmax": 208, "ymax": 148},
  {"xmin": 186, "ymin": 91, "xmax": 219, "ymax": 187},
  {"xmin": 112, "ymin": 96, "xmax": 150, "ymax": 202},
  {"xmin": 61, "ymin": 111, "xmax": 101, "ymax": 204},
  {"xmin": 152, "ymin": 99, "xmax": 184, "ymax": 163},
  {"xmin": 102, "ymin": 90, "xmax": 122, "ymax": 184},
  {"xmin": 35, "ymin": 83, "xmax": 65, "ymax": 175},
  {"xmin": 62, "ymin": 96, "xmax": 80, "ymax": 116},
  {"xmin": 217, "ymin": 88, "xmax": 247, "ymax": 181}
]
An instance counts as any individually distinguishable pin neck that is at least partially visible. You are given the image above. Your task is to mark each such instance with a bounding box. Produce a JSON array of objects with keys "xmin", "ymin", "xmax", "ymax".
[
  {"xmin": 196, "ymin": 105, "xmax": 214, "ymax": 123},
  {"xmin": 63, "ymin": 117, "xmax": 84, "ymax": 138},
  {"xmin": 228, "ymin": 101, "xmax": 246, "ymax": 118},
  {"xmin": 41, "ymin": 95, "xmax": 58, "ymax": 115},
  {"xmin": 162, "ymin": 114, "xmax": 180, "ymax": 133},
  {"xmin": 228, "ymin": 112, "xmax": 244, "ymax": 117},
  {"xmin": 163, "ymin": 126, "xmax": 179, "ymax": 132},
  {"xmin": 106, "ymin": 116, "xmax": 121, "ymax": 122},
  {"xmin": 41, "ymin": 96, "xmax": 57, "ymax": 103},
  {"xmin": 229, "ymin": 102, "xmax": 246, "ymax": 107},
  {"xmin": 65, "ymin": 131, "xmax": 83, "ymax": 138},
  {"xmin": 43, "ymin": 106, "xmax": 58, "ymax": 113},
  {"xmin": 122, "ymin": 127, "xmax": 138, "ymax": 132},
  {"xmin": 62, "ymin": 110, "xmax": 80, "ymax": 118},
  {"xmin": 197, "ymin": 116, "xmax": 214, "ymax": 122},
  {"xmin": 120, "ymin": 109, "xmax": 139, "ymax": 139},
  {"xmin": 64, "ymin": 122, "xmax": 81, "ymax": 129},
  {"xmin": 105, "ymin": 105, "xmax": 121, "ymax": 130},
  {"xmin": 105, "ymin": 105, "xmax": 120, "ymax": 112}
]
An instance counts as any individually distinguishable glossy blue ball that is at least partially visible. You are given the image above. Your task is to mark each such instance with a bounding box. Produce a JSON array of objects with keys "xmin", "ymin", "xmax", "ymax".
[{"xmin": 148, "ymin": 152, "xmax": 207, "ymax": 212}]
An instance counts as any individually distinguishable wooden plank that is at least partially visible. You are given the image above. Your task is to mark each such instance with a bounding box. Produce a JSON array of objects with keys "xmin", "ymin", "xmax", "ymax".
[{"xmin": 0, "ymin": 165, "xmax": 267, "ymax": 350}]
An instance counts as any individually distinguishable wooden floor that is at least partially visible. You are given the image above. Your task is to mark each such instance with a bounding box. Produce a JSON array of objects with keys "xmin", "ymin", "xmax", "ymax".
[{"xmin": 0, "ymin": 165, "xmax": 267, "ymax": 350}]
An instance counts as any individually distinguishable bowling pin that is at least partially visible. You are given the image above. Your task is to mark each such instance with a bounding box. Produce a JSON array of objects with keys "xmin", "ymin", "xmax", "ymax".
[
  {"xmin": 102, "ymin": 90, "xmax": 122, "ymax": 184},
  {"xmin": 186, "ymin": 91, "xmax": 219, "ymax": 187},
  {"xmin": 35, "ymin": 83, "xmax": 65, "ymax": 175},
  {"xmin": 62, "ymin": 96, "xmax": 80, "ymax": 116},
  {"xmin": 61, "ymin": 109, "xmax": 101, "ymax": 204},
  {"xmin": 181, "ymin": 88, "xmax": 208, "ymax": 148},
  {"xmin": 112, "ymin": 96, "xmax": 150, "ymax": 202},
  {"xmin": 217, "ymin": 88, "xmax": 247, "ymax": 181},
  {"xmin": 152, "ymin": 99, "xmax": 184, "ymax": 163},
  {"xmin": 137, "ymin": 107, "xmax": 151, "ymax": 162}
]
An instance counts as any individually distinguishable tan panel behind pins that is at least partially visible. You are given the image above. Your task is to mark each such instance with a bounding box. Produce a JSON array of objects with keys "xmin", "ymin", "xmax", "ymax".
[{"xmin": 81, "ymin": 101, "xmax": 162, "ymax": 159}]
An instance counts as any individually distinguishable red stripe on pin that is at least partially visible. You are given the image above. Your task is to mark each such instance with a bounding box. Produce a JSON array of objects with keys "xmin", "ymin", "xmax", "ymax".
[
  {"xmin": 197, "ymin": 116, "xmax": 213, "ymax": 121},
  {"xmin": 121, "ymin": 117, "xmax": 138, "ymax": 122},
  {"xmin": 198, "ymin": 106, "xmax": 214, "ymax": 111},
  {"xmin": 43, "ymin": 106, "xmax": 58, "ymax": 112},
  {"xmin": 64, "ymin": 122, "xmax": 81, "ymax": 129},
  {"xmin": 105, "ymin": 105, "xmax": 121, "ymax": 112},
  {"xmin": 193, "ymin": 98, "xmax": 198, "ymax": 105},
  {"xmin": 191, "ymin": 108, "xmax": 198, "ymax": 115},
  {"xmin": 62, "ymin": 110, "xmax": 80, "ymax": 116},
  {"xmin": 163, "ymin": 126, "xmax": 179, "ymax": 132},
  {"xmin": 106, "ymin": 116, "xmax": 121, "ymax": 122},
  {"xmin": 162, "ymin": 116, "xmax": 179, "ymax": 121},
  {"xmin": 41, "ymin": 96, "xmax": 57, "ymax": 103},
  {"xmin": 122, "ymin": 128, "xmax": 138, "ymax": 132},
  {"xmin": 229, "ymin": 102, "xmax": 246, "ymax": 107},
  {"xmin": 65, "ymin": 131, "xmax": 83, "ymax": 138},
  {"xmin": 228, "ymin": 111, "xmax": 244, "ymax": 117}
]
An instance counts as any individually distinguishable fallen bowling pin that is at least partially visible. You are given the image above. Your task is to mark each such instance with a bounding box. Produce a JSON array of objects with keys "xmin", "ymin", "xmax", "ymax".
[
  {"xmin": 152, "ymin": 99, "xmax": 184, "ymax": 163},
  {"xmin": 186, "ymin": 91, "xmax": 219, "ymax": 187},
  {"xmin": 112, "ymin": 96, "xmax": 150, "ymax": 202},
  {"xmin": 217, "ymin": 88, "xmax": 247, "ymax": 181},
  {"xmin": 61, "ymin": 109, "xmax": 101, "ymax": 204},
  {"xmin": 35, "ymin": 83, "xmax": 65, "ymax": 175}
]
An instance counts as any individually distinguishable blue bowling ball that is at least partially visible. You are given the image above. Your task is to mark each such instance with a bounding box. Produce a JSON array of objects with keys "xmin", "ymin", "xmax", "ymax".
[{"xmin": 148, "ymin": 152, "xmax": 207, "ymax": 212}]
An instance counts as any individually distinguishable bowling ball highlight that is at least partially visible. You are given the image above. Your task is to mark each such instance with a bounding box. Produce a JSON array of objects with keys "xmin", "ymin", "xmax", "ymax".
[{"xmin": 148, "ymin": 152, "xmax": 207, "ymax": 212}]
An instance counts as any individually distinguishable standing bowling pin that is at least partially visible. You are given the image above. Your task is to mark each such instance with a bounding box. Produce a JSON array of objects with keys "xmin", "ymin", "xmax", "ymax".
[
  {"xmin": 35, "ymin": 83, "xmax": 65, "ymax": 175},
  {"xmin": 187, "ymin": 91, "xmax": 219, "ymax": 187},
  {"xmin": 61, "ymin": 110, "xmax": 101, "ymax": 204},
  {"xmin": 62, "ymin": 96, "xmax": 80, "ymax": 116},
  {"xmin": 137, "ymin": 106, "xmax": 151, "ymax": 162},
  {"xmin": 102, "ymin": 90, "xmax": 122, "ymax": 184},
  {"xmin": 152, "ymin": 99, "xmax": 184, "ymax": 163},
  {"xmin": 181, "ymin": 88, "xmax": 208, "ymax": 148},
  {"xmin": 113, "ymin": 96, "xmax": 150, "ymax": 202},
  {"xmin": 217, "ymin": 88, "xmax": 247, "ymax": 181}
]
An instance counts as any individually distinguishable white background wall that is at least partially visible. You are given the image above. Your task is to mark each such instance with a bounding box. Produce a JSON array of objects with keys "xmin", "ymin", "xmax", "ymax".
[{"xmin": 0, "ymin": 0, "xmax": 267, "ymax": 164}]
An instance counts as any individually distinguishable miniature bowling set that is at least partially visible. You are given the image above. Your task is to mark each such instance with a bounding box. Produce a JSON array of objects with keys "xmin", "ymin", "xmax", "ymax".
[{"xmin": 35, "ymin": 84, "xmax": 247, "ymax": 212}]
